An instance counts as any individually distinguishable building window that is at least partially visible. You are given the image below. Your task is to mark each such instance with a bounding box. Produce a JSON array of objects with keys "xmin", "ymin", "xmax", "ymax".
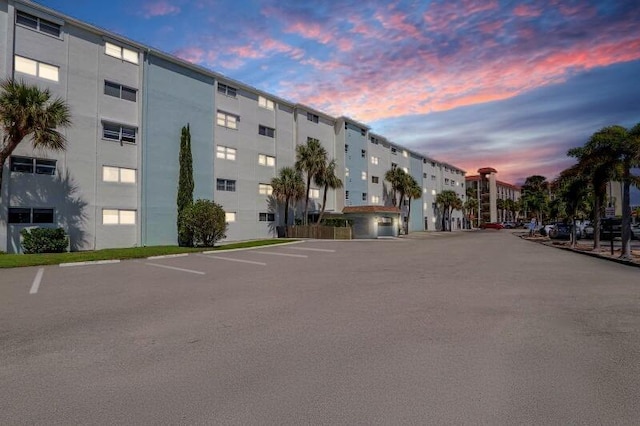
[
  {"xmin": 216, "ymin": 179, "xmax": 236, "ymax": 192},
  {"xmin": 102, "ymin": 166, "xmax": 136, "ymax": 183},
  {"xmin": 259, "ymin": 183, "xmax": 273, "ymax": 195},
  {"xmin": 432, "ymin": 189, "xmax": 437, "ymax": 195},
  {"xmin": 345, "ymin": 168, "xmax": 349, "ymax": 177},
  {"xmin": 16, "ymin": 11, "xmax": 61, "ymax": 37},
  {"xmin": 309, "ymin": 188, "xmax": 320, "ymax": 199},
  {"xmin": 431, "ymin": 162, "xmax": 436, "ymax": 167},
  {"xmin": 216, "ymin": 146, "xmax": 236, "ymax": 161},
  {"xmin": 8, "ymin": 207, "xmax": 54, "ymax": 224},
  {"xmin": 225, "ymin": 212, "xmax": 236, "ymax": 222},
  {"xmin": 102, "ymin": 122, "xmax": 136, "ymax": 143},
  {"xmin": 10, "ymin": 157, "xmax": 56, "ymax": 175},
  {"xmin": 345, "ymin": 144, "xmax": 349, "ymax": 152},
  {"xmin": 370, "ymin": 136, "xmax": 379, "ymax": 145},
  {"xmin": 307, "ymin": 112, "xmax": 319, "ymax": 123},
  {"xmin": 391, "ymin": 163, "xmax": 397, "ymax": 169},
  {"xmin": 258, "ymin": 154, "xmax": 275, "ymax": 167},
  {"xmin": 217, "ymin": 111, "xmax": 238, "ymax": 129},
  {"xmin": 259, "ymin": 212, "xmax": 275, "ymax": 222},
  {"xmin": 14, "ymin": 55, "xmax": 59, "ymax": 82},
  {"xmin": 371, "ymin": 156, "xmax": 379, "ymax": 165},
  {"xmin": 361, "ymin": 171, "xmax": 367, "ymax": 180},
  {"xmin": 371, "ymin": 176, "xmax": 379, "ymax": 184},
  {"xmin": 102, "ymin": 209, "xmax": 135, "ymax": 225},
  {"xmin": 371, "ymin": 195, "xmax": 380, "ymax": 204},
  {"xmin": 104, "ymin": 42, "xmax": 138, "ymax": 64},
  {"xmin": 445, "ymin": 178, "xmax": 449, "ymax": 184},
  {"xmin": 401, "ymin": 167, "xmax": 408, "ymax": 173},
  {"xmin": 307, "ymin": 137, "xmax": 319, "ymax": 144},
  {"xmin": 258, "ymin": 96, "xmax": 274, "ymax": 110},
  {"xmin": 345, "ymin": 190, "xmax": 349, "ymax": 200},
  {"xmin": 361, "ymin": 149, "xmax": 366, "ymax": 158},
  {"xmin": 391, "ymin": 147, "xmax": 397, "ymax": 154},
  {"xmin": 104, "ymin": 81, "xmax": 137, "ymax": 102},
  {"xmin": 423, "ymin": 173, "xmax": 427, "ymax": 178},
  {"xmin": 431, "ymin": 175, "xmax": 436, "ymax": 180},
  {"xmin": 259, "ymin": 125, "xmax": 275, "ymax": 138},
  {"xmin": 218, "ymin": 83, "xmax": 237, "ymax": 97},
  {"xmin": 362, "ymin": 192, "xmax": 367, "ymax": 201}
]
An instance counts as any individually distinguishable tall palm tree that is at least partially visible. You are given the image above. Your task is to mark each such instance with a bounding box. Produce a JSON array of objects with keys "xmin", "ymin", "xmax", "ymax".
[
  {"xmin": 436, "ymin": 190, "xmax": 462, "ymax": 232},
  {"xmin": 464, "ymin": 197, "xmax": 478, "ymax": 228},
  {"xmin": 403, "ymin": 175, "xmax": 422, "ymax": 234},
  {"xmin": 555, "ymin": 164, "xmax": 590, "ymax": 247},
  {"xmin": 271, "ymin": 167, "xmax": 305, "ymax": 233},
  {"xmin": 314, "ymin": 159, "xmax": 343, "ymax": 225},
  {"xmin": 496, "ymin": 198, "xmax": 505, "ymax": 222},
  {"xmin": 521, "ymin": 175, "xmax": 549, "ymax": 224},
  {"xmin": 0, "ymin": 79, "xmax": 71, "ymax": 194},
  {"xmin": 295, "ymin": 138, "xmax": 327, "ymax": 224},
  {"xmin": 384, "ymin": 167, "xmax": 407, "ymax": 207}
]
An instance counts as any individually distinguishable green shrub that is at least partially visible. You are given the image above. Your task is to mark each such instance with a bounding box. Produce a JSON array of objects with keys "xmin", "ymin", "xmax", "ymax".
[
  {"xmin": 20, "ymin": 227, "xmax": 68, "ymax": 254},
  {"xmin": 180, "ymin": 199, "xmax": 227, "ymax": 247},
  {"xmin": 320, "ymin": 217, "xmax": 353, "ymax": 227}
]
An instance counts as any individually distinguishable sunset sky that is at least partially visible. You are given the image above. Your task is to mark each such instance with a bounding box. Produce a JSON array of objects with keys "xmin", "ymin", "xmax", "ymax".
[{"xmin": 36, "ymin": 0, "xmax": 640, "ymax": 191}]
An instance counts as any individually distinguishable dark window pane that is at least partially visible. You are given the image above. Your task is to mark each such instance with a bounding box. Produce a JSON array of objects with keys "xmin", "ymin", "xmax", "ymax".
[
  {"xmin": 10, "ymin": 157, "xmax": 34, "ymax": 173},
  {"xmin": 227, "ymin": 86, "xmax": 236, "ymax": 97},
  {"xmin": 16, "ymin": 12, "xmax": 38, "ymax": 29},
  {"xmin": 35, "ymin": 159, "xmax": 56, "ymax": 175},
  {"xmin": 121, "ymin": 86, "xmax": 137, "ymax": 102},
  {"xmin": 217, "ymin": 84, "xmax": 226, "ymax": 94},
  {"xmin": 104, "ymin": 81, "xmax": 120, "ymax": 98},
  {"xmin": 8, "ymin": 208, "xmax": 31, "ymax": 224},
  {"xmin": 39, "ymin": 20, "xmax": 61, "ymax": 37},
  {"xmin": 259, "ymin": 125, "xmax": 274, "ymax": 138},
  {"xmin": 216, "ymin": 179, "xmax": 226, "ymax": 191},
  {"xmin": 103, "ymin": 123, "xmax": 120, "ymax": 140},
  {"xmin": 227, "ymin": 180, "xmax": 236, "ymax": 191},
  {"xmin": 121, "ymin": 126, "xmax": 136, "ymax": 143},
  {"xmin": 32, "ymin": 208, "xmax": 54, "ymax": 224}
]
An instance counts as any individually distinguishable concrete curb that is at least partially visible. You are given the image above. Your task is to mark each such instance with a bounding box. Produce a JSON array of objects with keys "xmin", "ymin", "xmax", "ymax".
[
  {"xmin": 518, "ymin": 235, "xmax": 640, "ymax": 268},
  {"xmin": 60, "ymin": 259, "xmax": 121, "ymax": 267}
]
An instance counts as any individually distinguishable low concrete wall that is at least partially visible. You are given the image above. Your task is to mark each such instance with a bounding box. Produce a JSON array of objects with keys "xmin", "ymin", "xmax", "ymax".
[{"xmin": 286, "ymin": 225, "xmax": 352, "ymax": 240}]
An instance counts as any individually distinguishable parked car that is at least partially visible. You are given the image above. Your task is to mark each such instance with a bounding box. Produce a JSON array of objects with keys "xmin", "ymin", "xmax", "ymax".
[
  {"xmin": 480, "ymin": 222, "xmax": 504, "ymax": 229},
  {"xmin": 583, "ymin": 224, "xmax": 594, "ymax": 239},
  {"xmin": 501, "ymin": 222, "xmax": 516, "ymax": 229},
  {"xmin": 632, "ymin": 224, "xmax": 640, "ymax": 240},
  {"xmin": 581, "ymin": 219, "xmax": 622, "ymax": 240},
  {"xmin": 548, "ymin": 223, "xmax": 573, "ymax": 240}
]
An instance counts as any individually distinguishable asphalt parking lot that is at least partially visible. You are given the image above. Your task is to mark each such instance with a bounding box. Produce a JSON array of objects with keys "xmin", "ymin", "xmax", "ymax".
[{"xmin": 2, "ymin": 231, "xmax": 640, "ymax": 425}]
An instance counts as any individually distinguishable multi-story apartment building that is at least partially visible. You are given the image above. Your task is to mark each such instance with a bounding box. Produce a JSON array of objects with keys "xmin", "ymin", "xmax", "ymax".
[
  {"xmin": 465, "ymin": 167, "xmax": 521, "ymax": 225},
  {"xmin": 0, "ymin": 0, "xmax": 467, "ymax": 253}
]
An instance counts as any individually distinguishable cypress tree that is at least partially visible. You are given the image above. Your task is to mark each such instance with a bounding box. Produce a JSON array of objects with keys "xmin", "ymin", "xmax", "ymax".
[{"xmin": 177, "ymin": 124, "xmax": 194, "ymax": 246}]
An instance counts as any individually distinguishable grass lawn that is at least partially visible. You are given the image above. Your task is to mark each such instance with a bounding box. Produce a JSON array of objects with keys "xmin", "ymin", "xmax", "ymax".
[{"xmin": 0, "ymin": 239, "xmax": 298, "ymax": 268}]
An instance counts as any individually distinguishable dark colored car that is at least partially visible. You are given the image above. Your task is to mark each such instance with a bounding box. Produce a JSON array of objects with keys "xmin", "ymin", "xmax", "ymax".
[
  {"xmin": 549, "ymin": 223, "xmax": 573, "ymax": 240},
  {"xmin": 480, "ymin": 222, "xmax": 504, "ymax": 229}
]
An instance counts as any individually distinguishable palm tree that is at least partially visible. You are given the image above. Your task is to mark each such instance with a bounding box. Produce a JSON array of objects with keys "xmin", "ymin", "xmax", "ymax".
[
  {"xmin": 521, "ymin": 175, "xmax": 549, "ymax": 224},
  {"xmin": 271, "ymin": 167, "xmax": 305, "ymax": 234},
  {"xmin": 496, "ymin": 198, "xmax": 505, "ymax": 222},
  {"xmin": 555, "ymin": 164, "xmax": 591, "ymax": 247},
  {"xmin": 384, "ymin": 167, "xmax": 407, "ymax": 207},
  {"xmin": 464, "ymin": 197, "xmax": 478, "ymax": 229},
  {"xmin": 436, "ymin": 190, "xmax": 462, "ymax": 232},
  {"xmin": 314, "ymin": 159, "xmax": 343, "ymax": 225},
  {"xmin": 0, "ymin": 79, "xmax": 71, "ymax": 195},
  {"xmin": 295, "ymin": 138, "xmax": 327, "ymax": 224},
  {"xmin": 403, "ymin": 175, "xmax": 422, "ymax": 234}
]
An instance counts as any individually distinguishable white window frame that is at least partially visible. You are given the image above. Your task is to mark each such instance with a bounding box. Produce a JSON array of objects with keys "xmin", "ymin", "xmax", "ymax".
[
  {"xmin": 361, "ymin": 171, "xmax": 367, "ymax": 180},
  {"xmin": 258, "ymin": 183, "xmax": 273, "ymax": 195},
  {"xmin": 371, "ymin": 195, "xmax": 380, "ymax": 204},
  {"xmin": 102, "ymin": 209, "xmax": 136, "ymax": 225},
  {"xmin": 258, "ymin": 96, "xmax": 274, "ymax": 110},
  {"xmin": 14, "ymin": 55, "xmax": 59, "ymax": 82},
  {"xmin": 258, "ymin": 154, "xmax": 275, "ymax": 167},
  {"xmin": 104, "ymin": 42, "xmax": 139, "ymax": 64},
  {"xmin": 309, "ymin": 188, "xmax": 320, "ymax": 199},
  {"xmin": 102, "ymin": 166, "xmax": 136, "ymax": 183},
  {"xmin": 225, "ymin": 212, "xmax": 237, "ymax": 222},
  {"xmin": 216, "ymin": 145, "xmax": 236, "ymax": 161},
  {"xmin": 371, "ymin": 156, "xmax": 379, "ymax": 165},
  {"xmin": 217, "ymin": 111, "xmax": 238, "ymax": 129}
]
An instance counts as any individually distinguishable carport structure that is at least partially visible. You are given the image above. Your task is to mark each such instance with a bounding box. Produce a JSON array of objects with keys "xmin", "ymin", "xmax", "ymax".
[{"xmin": 342, "ymin": 206, "xmax": 401, "ymax": 238}]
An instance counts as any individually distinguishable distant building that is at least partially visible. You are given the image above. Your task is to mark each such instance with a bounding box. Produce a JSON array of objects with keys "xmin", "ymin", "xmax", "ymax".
[{"xmin": 465, "ymin": 168, "xmax": 521, "ymax": 225}]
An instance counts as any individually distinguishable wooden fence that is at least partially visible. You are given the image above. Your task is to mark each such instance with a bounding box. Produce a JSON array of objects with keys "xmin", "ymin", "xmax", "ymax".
[{"xmin": 286, "ymin": 225, "xmax": 352, "ymax": 240}]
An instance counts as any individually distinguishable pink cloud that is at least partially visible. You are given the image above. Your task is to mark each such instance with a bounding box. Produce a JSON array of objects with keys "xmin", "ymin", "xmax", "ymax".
[
  {"xmin": 174, "ymin": 46, "xmax": 206, "ymax": 63},
  {"xmin": 284, "ymin": 21, "xmax": 333, "ymax": 44},
  {"xmin": 513, "ymin": 4, "xmax": 542, "ymax": 18},
  {"xmin": 141, "ymin": 1, "xmax": 180, "ymax": 18}
]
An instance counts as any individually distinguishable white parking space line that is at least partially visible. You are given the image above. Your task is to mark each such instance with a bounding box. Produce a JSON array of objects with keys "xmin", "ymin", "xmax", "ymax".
[
  {"xmin": 147, "ymin": 253, "xmax": 189, "ymax": 260},
  {"xmin": 198, "ymin": 254, "xmax": 266, "ymax": 266},
  {"xmin": 60, "ymin": 259, "xmax": 121, "ymax": 267},
  {"xmin": 29, "ymin": 268, "xmax": 44, "ymax": 294},
  {"xmin": 284, "ymin": 247, "xmax": 336, "ymax": 253},
  {"xmin": 144, "ymin": 262, "xmax": 205, "ymax": 275},
  {"xmin": 253, "ymin": 251, "xmax": 308, "ymax": 258}
]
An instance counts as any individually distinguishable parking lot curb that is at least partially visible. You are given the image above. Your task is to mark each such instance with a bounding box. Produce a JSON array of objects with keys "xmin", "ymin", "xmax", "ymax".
[
  {"xmin": 518, "ymin": 235, "xmax": 640, "ymax": 268},
  {"xmin": 60, "ymin": 259, "xmax": 121, "ymax": 267}
]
